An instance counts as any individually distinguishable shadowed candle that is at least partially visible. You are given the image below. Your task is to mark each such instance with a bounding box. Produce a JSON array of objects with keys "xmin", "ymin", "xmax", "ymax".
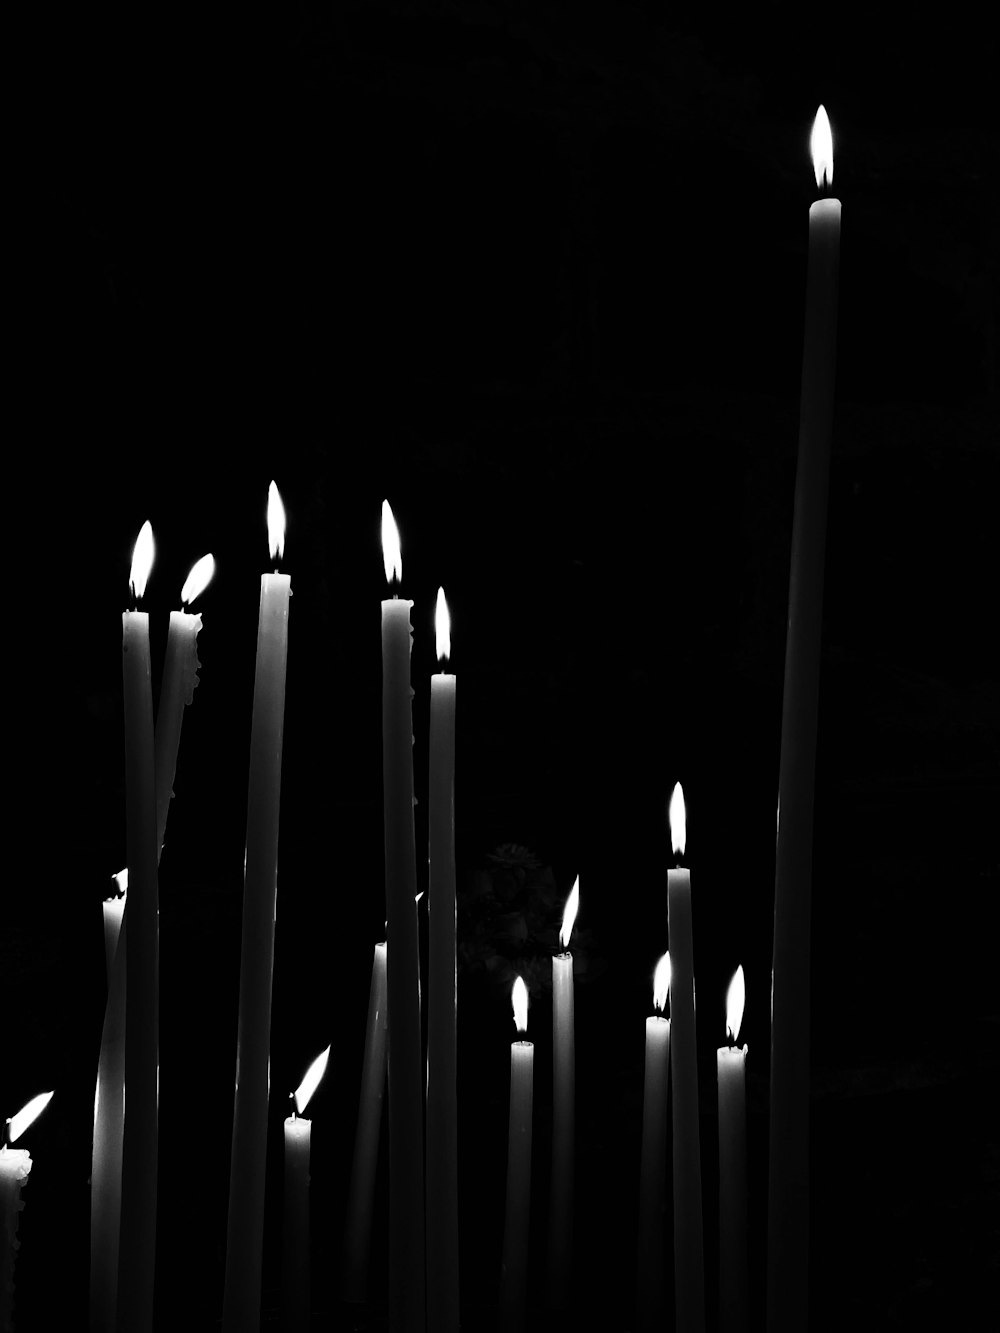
[
  {"xmin": 637, "ymin": 952, "xmax": 671, "ymax": 1333},
  {"xmin": 282, "ymin": 1045, "xmax": 330, "ymax": 1333},
  {"xmin": 546, "ymin": 876, "xmax": 579, "ymax": 1307},
  {"xmin": 718, "ymin": 966, "xmax": 748, "ymax": 1333},
  {"xmin": 499, "ymin": 977, "xmax": 533, "ymax": 1333},
  {"xmin": 2, "ymin": 1093, "xmax": 54, "ymax": 1332}
]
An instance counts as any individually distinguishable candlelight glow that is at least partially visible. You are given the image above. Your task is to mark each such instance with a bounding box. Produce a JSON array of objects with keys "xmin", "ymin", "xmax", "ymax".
[
  {"xmin": 669, "ymin": 782, "xmax": 687, "ymax": 857},
  {"xmin": 381, "ymin": 500, "xmax": 402, "ymax": 585},
  {"xmin": 112, "ymin": 868, "xmax": 128, "ymax": 897},
  {"xmin": 267, "ymin": 481, "xmax": 286, "ymax": 561},
  {"xmin": 512, "ymin": 976, "xmax": 529, "ymax": 1034},
  {"xmin": 435, "ymin": 586, "xmax": 451, "ymax": 662},
  {"xmin": 129, "ymin": 521, "xmax": 154, "ymax": 601},
  {"xmin": 180, "ymin": 553, "xmax": 216, "ymax": 606},
  {"xmin": 811, "ymin": 105, "xmax": 834, "ymax": 190},
  {"xmin": 726, "ymin": 965, "xmax": 746, "ymax": 1045},
  {"xmin": 559, "ymin": 877, "xmax": 580, "ymax": 950},
  {"xmin": 7, "ymin": 1091, "xmax": 54, "ymax": 1144},
  {"xmin": 653, "ymin": 952, "xmax": 672, "ymax": 1014},
  {"xmin": 293, "ymin": 1045, "xmax": 331, "ymax": 1115}
]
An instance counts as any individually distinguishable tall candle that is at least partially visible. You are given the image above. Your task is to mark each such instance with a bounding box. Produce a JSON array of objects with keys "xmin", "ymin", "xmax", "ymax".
[
  {"xmin": 224, "ymin": 483, "xmax": 291, "ymax": 1333},
  {"xmin": 718, "ymin": 966, "xmax": 748, "ymax": 1333},
  {"xmin": 545, "ymin": 876, "xmax": 579, "ymax": 1307},
  {"xmin": 768, "ymin": 106, "xmax": 841, "ymax": 1333},
  {"xmin": 636, "ymin": 953, "xmax": 671, "ymax": 1333},
  {"xmin": 499, "ymin": 978, "xmax": 533, "ymax": 1333},
  {"xmin": 1, "ymin": 1094, "xmax": 53, "ymax": 1333},
  {"xmin": 667, "ymin": 783, "xmax": 705, "ymax": 1333},
  {"xmin": 426, "ymin": 586, "xmax": 459, "ymax": 1333},
  {"xmin": 282, "ymin": 1046, "xmax": 330, "ymax": 1333},
  {"xmin": 118, "ymin": 520, "xmax": 160, "ymax": 1333},
  {"xmin": 380, "ymin": 501, "xmax": 425, "ymax": 1333},
  {"xmin": 342, "ymin": 941, "xmax": 389, "ymax": 1303}
]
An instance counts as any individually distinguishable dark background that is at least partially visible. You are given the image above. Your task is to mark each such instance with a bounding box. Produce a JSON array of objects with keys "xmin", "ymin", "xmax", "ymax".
[{"xmin": 8, "ymin": 2, "xmax": 998, "ymax": 1329}]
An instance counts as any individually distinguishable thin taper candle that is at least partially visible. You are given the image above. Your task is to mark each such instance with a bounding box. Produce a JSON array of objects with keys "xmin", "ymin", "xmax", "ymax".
[
  {"xmin": 718, "ymin": 967, "xmax": 748, "ymax": 1333},
  {"xmin": 637, "ymin": 953, "xmax": 671, "ymax": 1333},
  {"xmin": 282, "ymin": 1047, "xmax": 329, "ymax": 1333},
  {"xmin": 546, "ymin": 877, "xmax": 579, "ymax": 1307},
  {"xmin": 499, "ymin": 978, "xmax": 533, "ymax": 1333}
]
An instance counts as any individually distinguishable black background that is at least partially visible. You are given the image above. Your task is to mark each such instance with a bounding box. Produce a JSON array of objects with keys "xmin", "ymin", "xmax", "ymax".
[{"xmin": 7, "ymin": 2, "xmax": 998, "ymax": 1329}]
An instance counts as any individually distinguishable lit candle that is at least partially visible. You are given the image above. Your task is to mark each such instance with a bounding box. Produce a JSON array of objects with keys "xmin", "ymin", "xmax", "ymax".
[
  {"xmin": 342, "ymin": 941, "xmax": 389, "ymax": 1303},
  {"xmin": 637, "ymin": 952, "xmax": 671, "ymax": 1333},
  {"xmin": 499, "ymin": 977, "xmax": 533, "ymax": 1333},
  {"xmin": 426, "ymin": 586, "xmax": 459, "ymax": 1333},
  {"xmin": 118, "ymin": 520, "xmax": 160, "ymax": 1333},
  {"xmin": 668, "ymin": 782, "xmax": 705, "ymax": 1333},
  {"xmin": 768, "ymin": 105, "xmax": 841, "ymax": 1333},
  {"xmin": 545, "ymin": 876, "xmax": 579, "ymax": 1307},
  {"xmin": 282, "ymin": 1045, "xmax": 331, "ymax": 1333},
  {"xmin": 380, "ymin": 500, "xmax": 425, "ymax": 1333},
  {"xmin": 224, "ymin": 482, "xmax": 291, "ymax": 1333},
  {"xmin": 718, "ymin": 966, "xmax": 748, "ymax": 1333},
  {"xmin": 1, "ymin": 1093, "xmax": 54, "ymax": 1332}
]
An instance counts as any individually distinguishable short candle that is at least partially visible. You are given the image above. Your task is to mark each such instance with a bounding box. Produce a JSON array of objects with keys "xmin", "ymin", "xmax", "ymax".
[
  {"xmin": 499, "ymin": 977, "xmax": 533, "ymax": 1333},
  {"xmin": 546, "ymin": 876, "xmax": 579, "ymax": 1306},
  {"xmin": 637, "ymin": 952, "xmax": 671, "ymax": 1333},
  {"xmin": 1, "ymin": 1092, "xmax": 54, "ymax": 1333},
  {"xmin": 718, "ymin": 966, "xmax": 748, "ymax": 1333},
  {"xmin": 282, "ymin": 1045, "xmax": 330, "ymax": 1333}
]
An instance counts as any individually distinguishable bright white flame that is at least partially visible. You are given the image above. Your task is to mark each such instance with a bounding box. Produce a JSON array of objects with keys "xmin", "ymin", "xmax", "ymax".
[
  {"xmin": 811, "ymin": 105, "xmax": 834, "ymax": 190},
  {"xmin": 293, "ymin": 1045, "xmax": 330, "ymax": 1115},
  {"xmin": 559, "ymin": 877, "xmax": 580, "ymax": 950},
  {"xmin": 381, "ymin": 500, "xmax": 402, "ymax": 584},
  {"xmin": 435, "ymin": 587, "xmax": 451, "ymax": 662},
  {"xmin": 267, "ymin": 482, "xmax": 286, "ymax": 561},
  {"xmin": 726, "ymin": 965, "xmax": 746, "ymax": 1045},
  {"xmin": 8, "ymin": 1091, "xmax": 54, "ymax": 1143},
  {"xmin": 180, "ymin": 553, "xmax": 215, "ymax": 606},
  {"xmin": 129, "ymin": 521, "xmax": 154, "ymax": 601},
  {"xmin": 669, "ymin": 783, "xmax": 687, "ymax": 857},
  {"xmin": 512, "ymin": 976, "xmax": 529, "ymax": 1034},
  {"xmin": 112, "ymin": 868, "xmax": 128, "ymax": 897},
  {"xmin": 653, "ymin": 952, "xmax": 672, "ymax": 1014}
]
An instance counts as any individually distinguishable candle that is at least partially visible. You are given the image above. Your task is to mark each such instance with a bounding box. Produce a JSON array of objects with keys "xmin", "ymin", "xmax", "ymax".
[
  {"xmin": 282, "ymin": 1045, "xmax": 330, "ymax": 1333},
  {"xmin": 667, "ymin": 783, "xmax": 705, "ymax": 1333},
  {"xmin": 224, "ymin": 482, "xmax": 291, "ymax": 1333},
  {"xmin": 718, "ymin": 966, "xmax": 748, "ymax": 1333},
  {"xmin": 380, "ymin": 500, "xmax": 426, "ymax": 1333},
  {"xmin": 545, "ymin": 876, "xmax": 579, "ymax": 1307},
  {"xmin": 426, "ymin": 586, "xmax": 459, "ymax": 1333},
  {"xmin": 768, "ymin": 106, "xmax": 841, "ymax": 1333},
  {"xmin": 636, "ymin": 952, "xmax": 671, "ymax": 1333},
  {"xmin": 342, "ymin": 941, "xmax": 389, "ymax": 1303},
  {"xmin": 118, "ymin": 520, "xmax": 160, "ymax": 1333},
  {"xmin": 499, "ymin": 977, "xmax": 533, "ymax": 1333},
  {"xmin": 1, "ymin": 1093, "xmax": 54, "ymax": 1333}
]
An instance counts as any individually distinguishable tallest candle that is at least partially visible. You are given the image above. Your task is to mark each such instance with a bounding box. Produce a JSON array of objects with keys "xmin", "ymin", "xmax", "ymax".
[{"xmin": 768, "ymin": 106, "xmax": 841, "ymax": 1333}]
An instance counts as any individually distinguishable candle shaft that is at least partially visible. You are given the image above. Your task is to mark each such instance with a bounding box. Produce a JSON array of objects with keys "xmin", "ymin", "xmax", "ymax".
[
  {"xmin": 153, "ymin": 608, "xmax": 202, "ymax": 859},
  {"xmin": 0, "ymin": 1148, "xmax": 33, "ymax": 1333},
  {"xmin": 282, "ymin": 1116, "xmax": 312, "ymax": 1333},
  {"xmin": 546, "ymin": 951, "xmax": 575, "ymax": 1306},
  {"xmin": 637, "ymin": 1015, "xmax": 670, "ymax": 1333},
  {"xmin": 90, "ymin": 909, "xmax": 126, "ymax": 1333},
  {"xmin": 499, "ymin": 1041, "xmax": 534, "ymax": 1333},
  {"xmin": 718, "ymin": 1046, "xmax": 748, "ymax": 1333}
]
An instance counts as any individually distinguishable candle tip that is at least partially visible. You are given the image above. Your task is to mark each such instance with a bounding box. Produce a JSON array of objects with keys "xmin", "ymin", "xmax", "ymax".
[
  {"xmin": 512, "ymin": 976, "xmax": 529, "ymax": 1034},
  {"xmin": 668, "ymin": 783, "xmax": 687, "ymax": 857},
  {"xmin": 811, "ymin": 104, "xmax": 834, "ymax": 190},
  {"xmin": 435, "ymin": 586, "xmax": 451, "ymax": 663},
  {"xmin": 293, "ymin": 1045, "xmax": 331, "ymax": 1115},
  {"xmin": 726, "ymin": 965, "xmax": 746, "ymax": 1045},
  {"xmin": 7, "ymin": 1091, "xmax": 54, "ymax": 1144},
  {"xmin": 129, "ymin": 521, "xmax": 155, "ymax": 601},
  {"xmin": 181, "ymin": 553, "xmax": 216, "ymax": 606},
  {"xmin": 381, "ymin": 500, "xmax": 402, "ymax": 585},
  {"xmin": 559, "ymin": 876, "xmax": 580, "ymax": 949},
  {"xmin": 267, "ymin": 482, "xmax": 286, "ymax": 562},
  {"xmin": 653, "ymin": 952, "xmax": 672, "ymax": 1014}
]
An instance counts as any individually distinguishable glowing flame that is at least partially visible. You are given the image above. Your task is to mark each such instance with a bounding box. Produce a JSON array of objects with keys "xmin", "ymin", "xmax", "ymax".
[
  {"xmin": 381, "ymin": 500, "xmax": 402, "ymax": 585},
  {"xmin": 7, "ymin": 1091, "xmax": 54, "ymax": 1144},
  {"xmin": 180, "ymin": 553, "xmax": 215, "ymax": 606},
  {"xmin": 653, "ymin": 952, "xmax": 672, "ymax": 1014},
  {"xmin": 559, "ymin": 877, "xmax": 580, "ymax": 950},
  {"xmin": 267, "ymin": 482, "xmax": 286, "ymax": 562},
  {"xmin": 811, "ymin": 105, "xmax": 834, "ymax": 190},
  {"xmin": 669, "ymin": 783, "xmax": 687, "ymax": 857},
  {"xmin": 726, "ymin": 965, "xmax": 746, "ymax": 1045},
  {"xmin": 129, "ymin": 521, "xmax": 155, "ymax": 601},
  {"xmin": 435, "ymin": 587, "xmax": 451, "ymax": 663},
  {"xmin": 512, "ymin": 976, "xmax": 529, "ymax": 1034},
  {"xmin": 112, "ymin": 869, "xmax": 128, "ymax": 897},
  {"xmin": 294, "ymin": 1045, "xmax": 330, "ymax": 1115}
]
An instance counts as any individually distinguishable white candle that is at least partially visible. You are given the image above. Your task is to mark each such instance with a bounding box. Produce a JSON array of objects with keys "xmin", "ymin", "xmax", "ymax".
[
  {"xmin": 1, "ymin": 1093, "xmax": 54, "ymax": 1332},
  {"xmin": 545, "ymin": 876, "xmax": 579, "ymax": 1307},
  {"xmin": 499, "ymin": 978, "xmax": 533, "ymax": 1333},
  {"xmin": 636, "ymin": 953, "xmax": 671, "ymax": 1333},
  {"xmin": 380, "ymin": 501, "xmax": 426, "ymax": 1333},
  {"xmin": 769, "ymin": 106, "xmax": 841, "ymax": 1333},
  {"xmin": 118, "ymin": 520, "xmax": 160, "ymax": 1333},
  {"xmin": 426, "ymin": 586, "xmax": 459, "ymax": 1333},
  {"xmin": 718, "ymin": 967, "xmax": 748, "ymax": 1333},
  {"xmin": 667, "ymin": 783, "xmax": 705, "ymax": 1333},
  {"xmin": 224, "ymin": 483, "xmax": 291, "ymax": 1333},
  {"xmin": 282, "ymin": 1046, "xmax": 330, "ymax": 1333}
]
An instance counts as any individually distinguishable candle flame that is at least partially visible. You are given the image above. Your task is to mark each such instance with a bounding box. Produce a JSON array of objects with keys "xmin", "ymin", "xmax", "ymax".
[
  {"xmin": 293, "ymin": 1045, "xmax": 330, "ymax": 1115},
  {"xmin": 811, "ymin": 105, "xmax": 834, "ymax": 190},
  {"xmin": 559, "ymin": 877, "xmax": 580, "ymax": 950},
  {"xmin": 129, "ymin": 521, "xmax": 155, "ymax": 601},
  {"xmin": 726, "ymin": 965, "xmax": 746, "ymax": 1045},
  {"xmin": 512, "ymin": 975, "xmax": 529, "ymax": 1034},
  {"xmin": 669, "ymin": 783, "xmax": 687, "ymax": 857},
  {"xmin": 653, "ymin": 952, "xmax": 672, "ymax": 1014},
  {"xmin": 180, "ymin": 553, "xmax": 215, "ymax": 606},
  {"xmin": 267, "ymin": 482, "xmax": 286, "ymax": 561},
  {"xmin": 435, "ymin": 586, "xmax": 451, "ymax": 663},
  {"xmin": 7, "ymin": 1091, "xmax": 54, "ymax": 1144},
  {"xmin": 112, "ymin": 869, "xmax": 128, "ymax": 898},
  {"xmin": 381, "ymin": 500, "xmax": 402, "ymax": 585}
]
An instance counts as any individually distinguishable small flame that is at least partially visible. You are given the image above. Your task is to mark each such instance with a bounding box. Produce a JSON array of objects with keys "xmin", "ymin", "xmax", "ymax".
[
  {"xmin": 653, "ymin": 952, "xmax": 672, "ymax": 1014},
  {"xmin": 435, "ymin": 587, "xmax": 451, "ymax": 663},
  {"xmin": 669, "ymin": 783, "xmax": 687, "ymax": 857},
  {"xmin": 7, "ymin": 1091, "xmax": 54, "ymax": 1144},
  {"xmin": 112, "ymin": 868, "xmax": 128, "ymax": 897},
  {"xmin": 512, "ymin": 976, "xmax": 529, "ymax": 1034},
  {"xmin": 811, "ymin": 105, "xmax": 834, "ymax": 190},
  {"xmin": 726, "ymin": 965, "xmax": 746, "ymax": 1045},
  {"xmin": 559, "ymin": 877, "xmax": 580, "ymax": 950},
  {"xmin": 381, "ymin": 500, "xmax": 402, "ymax": 585},
  {"xmin": 267, "ymin": 482, "xmax": 286, "ymax": 562},
  {"xmin": 129, "ymin": 521, "xmax": 155, "ymax": 601},
  {"xmin": 180, "ymin": 553, "xmax": 215, "ymax": 606},
  {"xmin": 293, "ymin": 1045, "xmax": 331, "ymax": 1115}
]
